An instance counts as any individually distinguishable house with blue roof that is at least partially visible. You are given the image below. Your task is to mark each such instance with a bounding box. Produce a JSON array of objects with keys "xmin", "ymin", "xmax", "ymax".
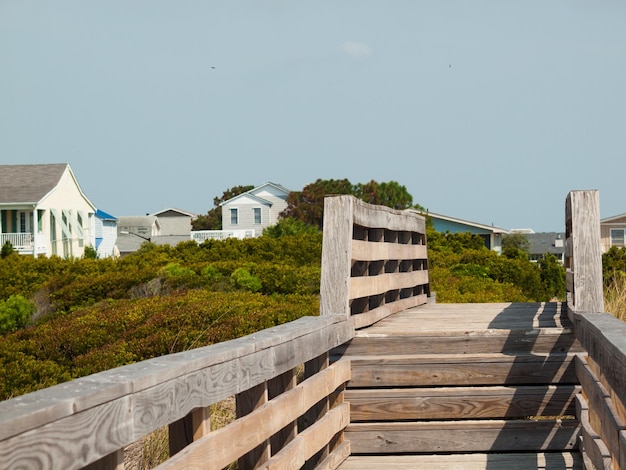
[{"xmin": 94, "ymin": 209, "xmax": 118, "ymax": 258}]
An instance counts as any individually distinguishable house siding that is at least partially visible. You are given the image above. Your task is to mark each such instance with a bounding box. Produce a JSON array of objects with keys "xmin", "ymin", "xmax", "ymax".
[
  {"xmin": 600, "ymin": 214, "xmax": 626, "ymax": 252},
  {"xmin": 220, "ymin": 183, "xmax": 290, "ymax": 234},
  {"xmin": 39, "ymin": 167, "xmax": 96, "ymax": 258}
]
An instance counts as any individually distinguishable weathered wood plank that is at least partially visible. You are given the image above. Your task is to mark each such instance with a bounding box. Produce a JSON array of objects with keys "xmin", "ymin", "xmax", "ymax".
[
  {"xmin": 316, "ymin": 440, "xmax": 351, "ymax": 470},
  {"xmin": 257, "ymin": 404, "xmax": 350, "ymax": 470},
  {"xmin": 349, "ymin": 271, "xmax": 429, "ymax": 299},
  {"xmin": 351, "ymin": 294, "xmax": 427, "ymax": 330},
  {"xmin": 575, "ymin": 394, "xmax": 612, "ymax": 470},
  {"xmin": 156, "ymin": 361, "xmax": 350, "ymax": 470},
  {"xmin": 346, "ymin": 385, "xmax": 580, "ymax": 421},
  {"xmin": 345, "ymin": 419, "xmax": 580, "ymax": 454},
  {"xmin": 572, "ymin": 311, "xmax": 626, "ymax": 425},
  {"xmin": 320, "ymin": 196, "xmax": 354, "ymax": 317},
  {"xmin": 347, "ymin": 353, "xmax": 578, "ymax": 387},
  {"xmin": 565, "ymin": 190, "xmax": 604, "ymax": 313},
  {"xmin": 336, "ymin": 329, "xmax": 581, "ymax": 356},
  {"xmin": 338, "ymin": 452, "xmax": 583, "ymax": 470},
  {"xmin": 575, "ymin": 355, "xmax": 626, "ymax": 466},
  {"xmin": 350, "ymin": 240, "xmax": 427, "ymax": 262},
  {"xmin": 0, "ymin": 317, "xmax": 353, "ymax": 469}
]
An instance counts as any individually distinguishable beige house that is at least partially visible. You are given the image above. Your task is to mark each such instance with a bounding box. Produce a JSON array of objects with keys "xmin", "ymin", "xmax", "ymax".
[
  {"xmin": 220, "ymin": 182, "xmax": 291, "ymax": 236},
  {"xmin": 0, "ymin": 163, "xmax": 96, "ymax": 257},
  {"xmin": 600, "ymin": 213, "xmax": 626, "ymax": 252}
]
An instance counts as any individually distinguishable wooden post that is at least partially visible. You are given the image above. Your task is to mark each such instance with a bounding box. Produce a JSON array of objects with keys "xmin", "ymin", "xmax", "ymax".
[
  {"xmin": 320, "ymin": 196, "xmax": 354, "ymax": 318},
  {"xmin": 302, "ymin": 352, "xmax": 330, "ymax": 469},
  {"xmin": 565, "ymin": 190, "xmax": 604, "ymax": 313}
]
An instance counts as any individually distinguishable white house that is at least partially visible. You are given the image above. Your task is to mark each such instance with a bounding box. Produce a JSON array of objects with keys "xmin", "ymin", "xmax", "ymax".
[
  {"xmin": 600, "ymin": 213, "xmax": 626, "ymax": 252},
  {"xmin": 0, "ymin": 163, "xmax": 96, "ymax": 257},
  {"xmin": 94, "ymin": 209, "xmax": 118, "ymax": 258},
  {"xmin": 219, "ymin": 182, "xmax": 291, "ymax": 235}
]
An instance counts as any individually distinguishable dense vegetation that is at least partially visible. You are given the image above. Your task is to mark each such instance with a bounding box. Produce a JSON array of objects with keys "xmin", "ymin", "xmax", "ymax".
[{"xmin": 0, "ymin": 218, "xmax": 572, "ymax": 401}]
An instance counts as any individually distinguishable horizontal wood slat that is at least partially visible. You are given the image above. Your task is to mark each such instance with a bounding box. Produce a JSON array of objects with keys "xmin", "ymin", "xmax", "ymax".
[
  {"xmin": 347, "ymin": 385, "xmax": 580, "ymax": 421},
  {"xmin": 575, "ymin": 394, "xmax": 613, "ymax": 470},
  {"xmin": 336, "ymin": 329, "xmax": 582, "ymax": 356},
  {"xmin": 575, "ymin": 355, "xmax": 626, "ymax": 467},
  {"xmin": 350, "ymin": 240, "xmax": 427, "ymax": 262},
  {"xmin": 345, "ymin": 419, "xmax": 580, "ymax": 454},
  {"xmin": 158, "ymin": 361, "xmax": 351, "ymax": 470},
  {"xmin": 349, "ymin": 271, "xmax": 428, "ymax": 299},
  {"xmin": 338, "ymin": 452, "xmax": 583, "ymax": 470},
  {"xmin": 351, "ymin": 295, "xmax": 427, "ymax": 330},
  {"xmin": 348, "ymin": 353, "xmax": 578, "ymax": 387},
  {"xmin": 257, "ymin": 404, "xmax": 350, "ymax": 470}
]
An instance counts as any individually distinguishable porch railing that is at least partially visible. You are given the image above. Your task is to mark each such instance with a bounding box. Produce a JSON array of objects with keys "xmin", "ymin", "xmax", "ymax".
[
  {"xmin": 0, "ymin": 232, "xmax": 34, "ymax": 249},
  {"xmin": 191, "ymin": 229, "xmax": 256, "ymax": 243}
]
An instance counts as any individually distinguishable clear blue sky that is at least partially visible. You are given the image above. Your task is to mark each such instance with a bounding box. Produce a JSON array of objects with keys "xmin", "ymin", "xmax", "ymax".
[{"xmin": 2, "ymin": 1, "xmax": 625, "ymax": 232}]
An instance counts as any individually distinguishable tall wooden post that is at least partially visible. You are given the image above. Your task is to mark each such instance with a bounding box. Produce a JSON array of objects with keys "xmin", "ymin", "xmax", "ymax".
[{"xmin": 565, "ymin": 190, "xmax": 604, "ymax": 313}]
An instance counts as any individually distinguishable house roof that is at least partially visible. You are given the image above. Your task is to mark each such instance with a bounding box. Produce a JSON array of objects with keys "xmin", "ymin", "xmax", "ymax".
[
  {"xmin": 220, "ymin": 182, "xmax": 291, "ymax": 207},
  {"xmin": 525, "ymin": 232, "xmax": 566, "ymax": 255},
  {"xmin": 95, "ymin": 209, "xmax": 117, "ymax": 221},
  {"xmin": 117, "ymin": 215, "xmax": 160, "ymax": 229},
  {"xmin": 418, "ymin": 210, "xmax": 509, "ymax": 234},
  {"xmin": 151, "ymin": 208, "xmax": 197, "ymax": 218},
  {"xmin": 0, "ymin": 163, "xmax": 71, "ymax": 204},
  {"xmin": 601, "ymin": 213, "xmax": 626, "ymax": 224}
]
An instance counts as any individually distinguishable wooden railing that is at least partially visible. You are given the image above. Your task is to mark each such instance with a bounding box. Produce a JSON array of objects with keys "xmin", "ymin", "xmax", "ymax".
[
  {"xmin": 566, "ymin": 190, "xmax": 626, "ymax": 469},
  {"xmin": 320, "ymin": 195, "xmax": 430, "ymax": 328},
  {"xmin": 0, "ymin": 316, "xmax": 353, "ymax": 469}
]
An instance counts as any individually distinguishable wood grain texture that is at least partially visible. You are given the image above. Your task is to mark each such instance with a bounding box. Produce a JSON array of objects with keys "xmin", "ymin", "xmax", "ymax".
[
  {"xmin": 337, "ymin": 452, "xmax": 583, "ymax": 470},
  {"xmin": 565, "ymin": 190, "xmax": 604, "ymax": 313},
  {"xmin": 346, "ymin": 385, "xmax": 580, "ymax": 421},
  {"xmin": 345, "ymin": 419, "xmax": 580, "ymax": 454},
  {"xmin": 575, "ymin": 356, "xmax": 625, "ymax": 465},
  {"xmin": 156, "ymin": 361, "xmax": 350, "ymax": 470},
  {"xmin": 347, "ymin": 353, "xmax": 578, "ymax": 387},
  {"xmin": 350, "ymin": 240, "xmax": 427, "ymax": 262},
  {"xmin": 349, "ymin": 271, "xmax": 429, "ymax": 299},
  {"xmin": 0, "ymin": 316, "xmax": 353, "ymax": 469},
  {"xmin": 575, "ymin": 394, "xmax": 613, "ymax": 470}
]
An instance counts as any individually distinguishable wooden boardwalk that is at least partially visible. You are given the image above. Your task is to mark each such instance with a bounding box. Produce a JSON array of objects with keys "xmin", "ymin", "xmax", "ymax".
[{"xmin": 335, "ymin": 302, "xmax": 585, "ymax": 469}]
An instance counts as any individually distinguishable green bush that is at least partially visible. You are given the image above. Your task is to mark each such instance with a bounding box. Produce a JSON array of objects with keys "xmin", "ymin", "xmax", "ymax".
[
  {"xmin": 0, "ymin": 295, "xmax": 35, "ymax": 334},
  {"xmin": 230, "ymin": 268, "xmax": 262, "ymax": 292}
]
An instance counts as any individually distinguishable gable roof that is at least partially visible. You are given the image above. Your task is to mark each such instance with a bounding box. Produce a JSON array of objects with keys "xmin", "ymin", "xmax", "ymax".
[
  {"xmin": 151, "ymin": 208, "xmax": 197, "ymax": 218},
  {"xmin": 0, "ymin": 163, "xmax": 70, "ymax": 204},
  {"xmin": 95, "ymin": 209, "xmax": 117, "ymax": 221},
  {"xmin": 220, "ymin": 182, "xmax": 291, "ymax": 207}
]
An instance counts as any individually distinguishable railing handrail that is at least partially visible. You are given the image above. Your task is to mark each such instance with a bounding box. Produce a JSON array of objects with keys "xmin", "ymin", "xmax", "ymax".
[
  {"xmin": 0, "ymin": 315, "xmax": 354, "ymax": 469},
  {"xmin": 565, "ymin": 190, "xmax": 626, "ymax": 469},
  {"xmin": 320, "ymin": 195, "xmax": 430, "ymax": 329}
]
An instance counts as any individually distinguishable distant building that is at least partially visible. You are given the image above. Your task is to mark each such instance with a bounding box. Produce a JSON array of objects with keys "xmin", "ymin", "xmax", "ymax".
[
  {"xmin": 94, "ymin": 209, "xmax": 118, "ymax": 258},
  {"xmin": 600, "ymin": 213, "xmax": 626, "ymax": 252},
  {"xmin": 420, "ymin": 211, "xmax": 508, "ymax": 254},
  {"xmin": 524, "ymin": 232, "xmax": 566, "ymax": 264},
  {"xmin": 116, "ymin": 215, "xmax": 161, "ymax": 256},
  {"xmin": 151, "ymin": 208, "xmax": 196, "ymax": 247},
  {"xmin": 220, "ymin": 182, "xmax": 291, "ymax": 235}
]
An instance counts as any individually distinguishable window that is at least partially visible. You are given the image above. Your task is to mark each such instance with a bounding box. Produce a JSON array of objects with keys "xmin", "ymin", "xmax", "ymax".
[
  {"xmin": 19, "ymin": 212, "xmax": 26, "ymax": 233},
  {"xmin": 230, "ymin": 208, "xmax": 238, "ymax": 225},
  {"xmin": 253, "ymin": 208, "xmax": 262, "ymax": 224},
  {"xmin": 610, "ymin": 229, "xmax": 625, "ymax": 247}
]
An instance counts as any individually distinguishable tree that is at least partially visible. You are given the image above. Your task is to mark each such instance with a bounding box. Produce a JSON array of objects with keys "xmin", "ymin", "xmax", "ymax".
[
  {"xmin": 280, "ymin": 179, "xmax": 355, "ymax": 229},
  {"xmin": 356, "ymin": 180, "xmax": 421, "ymax": 210},
  {"xmin": 192, "ymin": 185, "xmax": 254, "ymax": 230},
  {"xmin": 281, "ymin": 179, "xmax": 423, "ymax": 229},
  {"xmin": 502, "ymin": 233, "xmax": 530, "ymax": 252}
]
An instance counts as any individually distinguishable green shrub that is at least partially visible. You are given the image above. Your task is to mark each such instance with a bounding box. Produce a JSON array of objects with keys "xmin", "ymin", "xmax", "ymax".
[
  {"xmin": 83, "ymin": 245, "xmax": 98, "ymax": 259},
  {"xmin": 0, "ymin": 295, "xmax": 35, "ymax": 334},
  {"xmin": 230, "ymin": 268, "xmax": 262, "ymax": 292},
  {"xmin": 1, "ymin": 241, "xmax": 15, "ymax": 259}
]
